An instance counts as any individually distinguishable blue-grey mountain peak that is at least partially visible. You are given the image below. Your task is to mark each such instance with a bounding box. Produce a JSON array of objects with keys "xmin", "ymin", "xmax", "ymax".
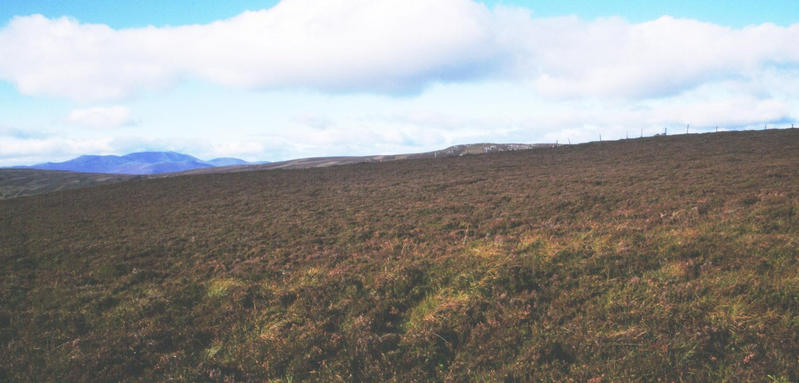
[{"xmin": 22, "ymin": 151, "xmax": 256, "ymax": 175}]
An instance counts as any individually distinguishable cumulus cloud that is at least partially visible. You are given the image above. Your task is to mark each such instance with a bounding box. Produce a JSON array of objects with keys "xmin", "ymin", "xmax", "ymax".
[
  {"xmin": 0, "ymin": 136, "xmax": 114, "ymax": 165},
  {"xmin": 514, "ymin": 16, "xmax": 799, "ymax": 99},
  {"xmin": 66, "ymin": 106, "xmax": 135, "ymax": 128},
  {"xmin": 1, "ymin": 0, "xmax": 798, "ymax": 102},
  {"xmin": 0, "ymin": 0, "xmax": 498, "ymax": 101},
  {"xmin": 1, "ymin": 0, "xmax": 799, "ymax": 167}
]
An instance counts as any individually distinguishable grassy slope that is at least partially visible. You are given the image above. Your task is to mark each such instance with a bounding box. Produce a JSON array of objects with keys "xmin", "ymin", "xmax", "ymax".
[
  {"xmin": 0, "ymin": 169, "xmax": 137, "ymax": 199},
  {"xmin": 177, "ymin": 143, "xmax": 544, "ymax": 175},
  {"xmin": 1, "ymin": 144, "xmax": 538, "ymax": 199},
  {"xmin": 1, "ymin": 130, "xmax": 798, "ymax": 382}
]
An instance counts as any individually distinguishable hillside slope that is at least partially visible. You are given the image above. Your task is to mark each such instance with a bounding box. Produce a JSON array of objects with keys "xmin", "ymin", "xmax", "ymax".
[
  {"xmin": 1, "ymin": 144, "xmax": 541, "ymax": 199},
  {"xmin": 0, "ymin": 169, "xmax": 138, "ymax": 199},
  {"xmin": 178, "ymin": 143, "xmax": 546, "ymax": 175},
  {"xmin": 1, "ymin": 130, "xmax": 798, "ymax": 382}
]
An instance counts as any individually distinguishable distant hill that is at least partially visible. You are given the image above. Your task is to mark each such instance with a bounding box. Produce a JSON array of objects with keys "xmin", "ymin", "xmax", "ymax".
[
  {"xmin": 0, "ymin": 144, "xmax": 550, "ymax": 198},
  {"xmin": 179, "ymin": 143, "xmax": 550, "ymax": 175},
  {"xmin": 20, "ymin": 151, "xmax": 252, "ymax": 175},
  {"xmin": 206, "ymin": 157, "xmax": 249, "ymax": 167},
  {"xmin": 0, "ymin": 169, "xmax": 138, "ymax": 199}
]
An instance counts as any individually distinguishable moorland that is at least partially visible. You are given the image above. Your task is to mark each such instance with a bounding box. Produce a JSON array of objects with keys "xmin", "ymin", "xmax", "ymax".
[
  {"xmin": 0, "ymin": 143, "xmax": 542, "ymax": 199},
  {"xmin": 1, "ymin": 129, "xmax": 798, "ymax": 382}
]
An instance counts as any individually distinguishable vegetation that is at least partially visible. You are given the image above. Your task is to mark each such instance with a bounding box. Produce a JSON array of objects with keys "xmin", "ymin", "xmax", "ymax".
[
  {"xmin": 0, "ymin": 143, "xmax": 539, "ymax": 199},
  {"xmin": 0, "ymin": 169, "xmax": 137, "ymax": 199},
  {"xmin": 1, "ymin": 129, "xmax": 798, "ymax": 382}
]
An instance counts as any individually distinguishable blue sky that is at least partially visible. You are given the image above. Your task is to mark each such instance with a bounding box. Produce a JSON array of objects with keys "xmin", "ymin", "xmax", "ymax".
[
  {"xmin": 3, "ymin": 0, "xmax": 798, "ymax": 28},
  {"xmin": 1, "ymin": 0, "xmax": 798, "ymax": 165}
]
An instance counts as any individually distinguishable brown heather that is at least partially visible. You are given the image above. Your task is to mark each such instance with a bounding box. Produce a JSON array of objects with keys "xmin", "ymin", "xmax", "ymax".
[{"xmin": 1, "ymin": 129, "xmax": 798, "ymax": 382}]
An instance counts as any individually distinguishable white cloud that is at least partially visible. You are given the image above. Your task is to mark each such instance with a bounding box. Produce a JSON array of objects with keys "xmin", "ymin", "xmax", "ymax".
[
  {"xmin": 0, "ymin": 136, "xmax": 114, "ymax": 165},
  {"xmin": 66, "ymin": 106, "xmax": 135, "ymax": 128},
  {"xmin": 2, "ymin": 0, "xmax": 799, "ymax": 166},
  {"xmin": 0, "ymin": 0, "xmax": 499, "ymax": 101},
  {"xmin": 515, "ymin": 16, "xmax": 799, "ymax": 99},
  {"xmin": 1, "ymin": 0, "xmax": 798, "ymax": 102}
]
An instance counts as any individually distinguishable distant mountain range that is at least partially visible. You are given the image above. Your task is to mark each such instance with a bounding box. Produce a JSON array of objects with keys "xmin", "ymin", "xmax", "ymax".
[
  {"xmin": 18, "ymin": 152, "xmax": 260, "ymax": 175},
  {"xmin": 1, "ymin": 143, "xmax": 550, "ymax": 198},
  {"xmin": 15, "ymin": 144, "xmax": 548, "ymax": 176}
]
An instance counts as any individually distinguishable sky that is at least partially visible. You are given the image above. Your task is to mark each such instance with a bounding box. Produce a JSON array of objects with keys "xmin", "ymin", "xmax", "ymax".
[{"xmin": 1, "ymin": 0, "xmax": 798, "ymax": 165}]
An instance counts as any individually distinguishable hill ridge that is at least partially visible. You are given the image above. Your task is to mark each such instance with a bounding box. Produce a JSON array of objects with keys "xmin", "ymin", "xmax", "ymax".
[{"xmin": 17, "ymin": 151, "xmax": 248, "ymax": 175}]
